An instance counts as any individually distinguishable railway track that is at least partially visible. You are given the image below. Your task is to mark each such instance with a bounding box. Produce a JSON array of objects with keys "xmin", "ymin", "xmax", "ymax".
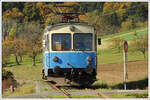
[
  {"xmin": 47, "ymin": 81, "xmax": 71, "ymax": 98},
  {"xmin": 46, "ymin": 81, "xmax": 110, "ymax": 98}
]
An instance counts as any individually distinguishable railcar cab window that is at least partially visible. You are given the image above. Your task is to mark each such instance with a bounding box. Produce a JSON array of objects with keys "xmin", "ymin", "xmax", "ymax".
[
  {"xmin": 52, "ymin": 34, "xmax": 71, "ymax": 51},
  {"xmin": 73, "ymin": 33, "xmax": 92, "ymax": 51}
]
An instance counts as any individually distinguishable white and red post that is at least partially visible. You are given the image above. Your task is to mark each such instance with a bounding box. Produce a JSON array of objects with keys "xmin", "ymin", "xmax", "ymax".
[{"xmin": 123, "ymin": 41, "xmax": 128, "ymax": 90}]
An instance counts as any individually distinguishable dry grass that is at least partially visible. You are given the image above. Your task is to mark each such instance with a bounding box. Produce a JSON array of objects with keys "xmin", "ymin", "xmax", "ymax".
[
  {"xmin": 97, "ymin": 60, "xmax": 148, "ymax": 84},
  {"xmin": 2, "ymin": 83, "xmax": 35, "ymax": 98}
]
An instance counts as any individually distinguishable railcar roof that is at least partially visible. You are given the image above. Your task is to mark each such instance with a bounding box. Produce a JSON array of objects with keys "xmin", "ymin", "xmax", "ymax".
[
  {"xmin": 44, "ymin": 21, "xmax": 94, "ymax": 33},
  {"xmin": 49, "ymin": 21, "xmax": 93, "ymax": 26}
]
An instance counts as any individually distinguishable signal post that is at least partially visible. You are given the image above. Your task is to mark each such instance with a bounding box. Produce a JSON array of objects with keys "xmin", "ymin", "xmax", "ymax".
[{"xmin": 123, "ymin": 41, "xmax": 128, "ymax": 90}]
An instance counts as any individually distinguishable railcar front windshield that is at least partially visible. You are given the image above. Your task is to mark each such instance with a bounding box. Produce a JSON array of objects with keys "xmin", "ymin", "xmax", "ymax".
[
  {"xmin": 73, "ymin": 33, "xmax": 93, "ymax": 51},
  {"xmin": 52, "ymin": 34, "xmax": 71, "ymax": 51}
]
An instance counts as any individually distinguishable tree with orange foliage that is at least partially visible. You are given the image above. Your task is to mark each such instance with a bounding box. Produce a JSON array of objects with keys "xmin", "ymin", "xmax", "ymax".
[
  {"xmin": 3, "ymin": 8, "xmax": 24, "ymax": 22},
  {"xmin": 2, "ymin": 37, "xmax": 27, "ymax": 65},
  {"xmin": 12, "ymin": 38, "xmax": 28, "ymax": 63},
  {"xmin": 2, "ymin": 39, "xmax": 11, "ymax": 66}
]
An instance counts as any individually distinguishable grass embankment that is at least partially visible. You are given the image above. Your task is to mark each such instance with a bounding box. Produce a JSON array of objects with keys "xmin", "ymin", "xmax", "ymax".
[
  {"xmin": 3, "ymin": 54, "xmax": 42, "ymax": 97},
  {"xmin": 5, "ymin": 54, "xmax": 42, "ymax": 81},
  {"xmin": 3, "ymin": 83, "xmax": 35, "ymax": 98},
  {"xmin": 109, "ymin": 92, "xmax": 148, "ymax": 98},
  {"xmin": 98, "ymin": 47, "xmax": 148, "ymax": 65}
]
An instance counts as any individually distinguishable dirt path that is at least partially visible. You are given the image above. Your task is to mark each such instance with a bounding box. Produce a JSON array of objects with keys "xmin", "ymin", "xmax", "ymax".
[{"xmin": 97, "ymin": 60, "xmax": 148, "ymax": 84}]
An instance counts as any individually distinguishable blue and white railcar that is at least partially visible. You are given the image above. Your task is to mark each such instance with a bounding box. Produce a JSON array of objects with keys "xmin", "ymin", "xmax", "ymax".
[{"xmin": 42, "ymin": 22, "xmax": 97, "ymax": 86}]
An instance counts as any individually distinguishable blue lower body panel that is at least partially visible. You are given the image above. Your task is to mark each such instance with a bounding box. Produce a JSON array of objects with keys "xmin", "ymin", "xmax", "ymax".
[{"xmin": 43, "ymin": 52, "xmax": 95, "ymax": 76}]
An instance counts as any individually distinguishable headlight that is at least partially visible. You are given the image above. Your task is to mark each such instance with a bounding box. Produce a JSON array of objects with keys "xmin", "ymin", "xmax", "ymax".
[
  {"xmin": 87, "ymin": 56, "xmax": 92, "ymax": 62},
  {"xmin": 53, "ymin": 56, "xmax": 58, "ymax": 62}
]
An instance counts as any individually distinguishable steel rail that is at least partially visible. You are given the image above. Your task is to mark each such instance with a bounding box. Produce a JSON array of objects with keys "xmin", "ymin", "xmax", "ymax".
[{"xmin": 47, "ymin": 82, "xmax": 71, "ymax": 98}]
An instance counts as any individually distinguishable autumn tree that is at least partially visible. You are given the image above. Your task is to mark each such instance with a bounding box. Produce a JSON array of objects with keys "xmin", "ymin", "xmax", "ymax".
[
  {"xmin": 2, "ymin": 36, "xmax": 26, "ymax": 65},
  {"xmin": 22, "ymin": 22, "xmax": 42, "ymax": 66},
  {"xmin": 23, "ymin": 3, "xmax": 40, "ymax": 22},
  {"xmin": 11, "ymin": 38, "xmax": 28, "ymax": 64},
  {"xmin": 134, "ymin": 35, "xmax": 148, "ymax": 58},
  {"xmin": 36, "ymin": 2, "xmax": 54, "ymax": 23},
  {"xmin": 2, "ymin": 8, "xmax": 24, "ymax": 40},
  {"xmin": 2, "ymin": 38, "xmax": 11, "ymax": 66},
  {"xmin": 2, "ymin": 19, "xmax": 15, "ymax": 40},
  {"xmin": 3, "ymin": 8, "xmax": 24, "ymax": 22},
  {"xmin": 110, "ymin": 37, "xmax": 124, "ymax": 53},
  {"xmin": 2, "ymin": 2, "xmax": 25, "ymax": 12}
]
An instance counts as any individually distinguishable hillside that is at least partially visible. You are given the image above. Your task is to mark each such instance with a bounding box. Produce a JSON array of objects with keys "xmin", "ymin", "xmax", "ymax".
[
  {"xmin": 99, "ymin": 27, "xmax": 148, "ymax": 50},
  {"xmin": 98, "ymin": 27, "xmax": 148, "ymax": 65}
]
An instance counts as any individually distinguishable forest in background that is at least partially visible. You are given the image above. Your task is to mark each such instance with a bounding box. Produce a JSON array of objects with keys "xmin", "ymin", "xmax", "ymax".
[
  {"xmin": 2, "ymin": 2, "xmax": 148, "ymax": 67},
  {"xmin": 2, "ymin": 2, "xmax": 148, "ymax": 35}
]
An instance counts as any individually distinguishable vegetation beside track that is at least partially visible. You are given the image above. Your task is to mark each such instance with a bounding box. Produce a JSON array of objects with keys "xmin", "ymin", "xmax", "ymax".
[
  {"xmin": 109, "ymin": 91, "xmax": 148, "ymax": 98},
  {"xmin": 2, "ymin": 54, "xmax": 42, "ymax": 97},
  {"xmin": 2, "ymin": 82, "xmax": 35, "ymax": 98}
]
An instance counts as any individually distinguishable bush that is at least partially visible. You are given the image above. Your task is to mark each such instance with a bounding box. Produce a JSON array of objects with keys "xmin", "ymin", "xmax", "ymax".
[
  {"xmin": 133, "ymin": 35, "xmax": 148, "ymax": 58},
  {"xmin": 110, "ymin": 37, "xmax": 124, "ymax": 52},
  {"xmin": 120, "ymin": 21, "xmax": 133, "ymax": 32},
  {"xmin": 2, "ymin": 69, "xmax": 14, "ymax": 80},
  {"xmin": 92, "ymin": 79, "xmax": 109, "ymax": 89},
  {"xmin": 136, "ymin": 21, "xmax": 148, "ymax": 28}
]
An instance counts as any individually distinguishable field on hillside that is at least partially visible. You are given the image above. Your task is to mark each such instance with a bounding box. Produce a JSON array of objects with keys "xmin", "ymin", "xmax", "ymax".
[
  {"xmin": 5, "ymin": 54, "xmax": 42, "ymax": 82},
  {"xmin": 97, "ymin": 27, "xmax": 148, "ymax": 65},
  {"xmin": 96, "ymin": 27, "xmax": 148, "ymax": 85},
  {"xmin": 98, "ymin": 27, "xmax": 148, "ymax": 50}
]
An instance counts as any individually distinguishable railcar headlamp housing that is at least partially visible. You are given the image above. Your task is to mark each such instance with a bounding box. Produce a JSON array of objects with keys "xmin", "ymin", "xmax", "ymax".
[
  {"xmin": 53, "ymin": 56, "xmax": 58, "ymax": 62},
  {"xmin": 70, "ymin": 25, "xmax": 75, "ymax": 32},
  {"xmin": 87, "ymin": 56, "xmax": 92, "ymax": 62}
]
